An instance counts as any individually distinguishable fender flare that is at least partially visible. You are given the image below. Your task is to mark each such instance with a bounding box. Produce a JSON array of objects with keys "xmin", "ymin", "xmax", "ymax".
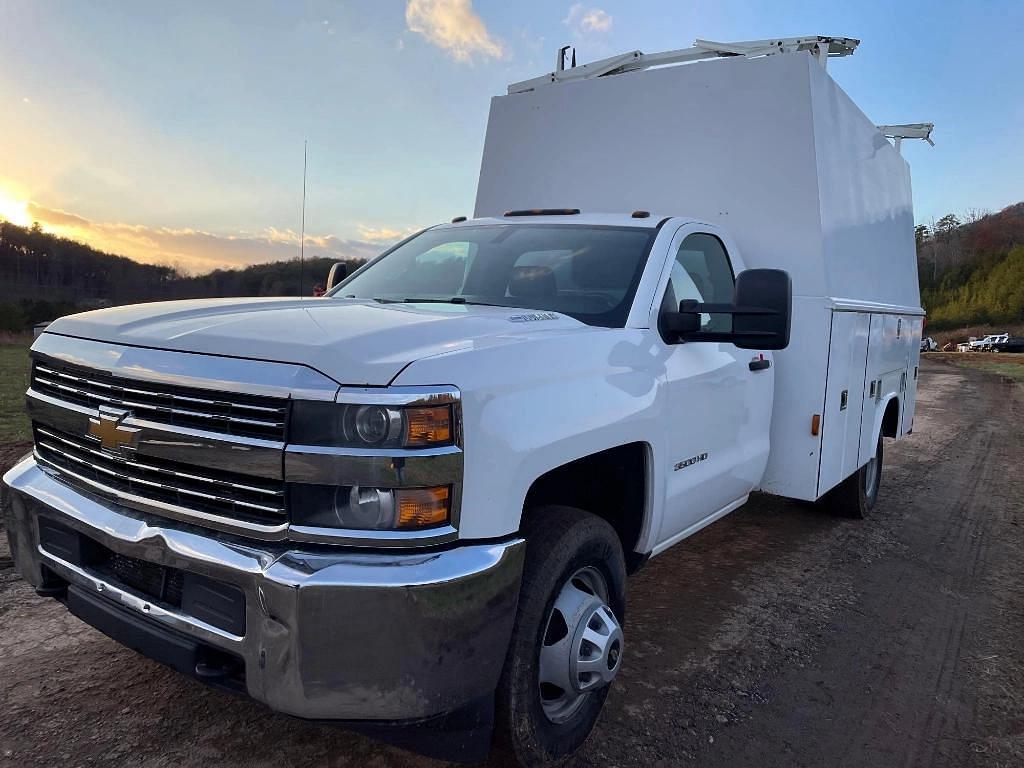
[{"xmin": 868, "ymin": 395, "xmax": 900, "ymax": 458}]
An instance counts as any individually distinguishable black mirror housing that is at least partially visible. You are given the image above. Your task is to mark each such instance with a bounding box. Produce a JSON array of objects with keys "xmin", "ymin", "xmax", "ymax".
[
  {"xmin": 662, "ymin": 306, "xmax": 700, "ymax": 335},
  {"xmin": 731, "ymin": 268, "xmax": 792, "ymax": 350},
  {"xmin": 661, "ymin": 268, "xmax": 792, "ymax": 350}
]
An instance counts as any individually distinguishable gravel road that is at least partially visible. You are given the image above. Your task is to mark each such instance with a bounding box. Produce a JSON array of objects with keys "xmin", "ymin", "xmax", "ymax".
[{"xmin": 2, "ymin": 359, "xmax": 1022, "ymax": 767}]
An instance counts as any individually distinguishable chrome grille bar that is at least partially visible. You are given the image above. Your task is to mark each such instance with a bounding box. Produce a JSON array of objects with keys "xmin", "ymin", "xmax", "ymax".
[
  {"xmin": 36, "ymin": 427, "xmax": 283, "ymax": 499},
  {"xmin": 34, "ymin": 424, "xmax": 287, "ymax": 525},
  {"xmin": 31, "ymin": 360, "xmax": 289, "ymax": 441},
  {"xmin": 33, "ymin": 375, "xmax": 285, "ymax": 430},
  {"xmin": 34, "ymin": 366, "xmax": 282, "ymax": 413}
]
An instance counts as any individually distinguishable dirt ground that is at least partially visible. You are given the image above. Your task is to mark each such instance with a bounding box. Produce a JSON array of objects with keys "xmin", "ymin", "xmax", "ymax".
[{"xmin": 1, "ymin": 358, "xmax": 1022, "ymax": 767}]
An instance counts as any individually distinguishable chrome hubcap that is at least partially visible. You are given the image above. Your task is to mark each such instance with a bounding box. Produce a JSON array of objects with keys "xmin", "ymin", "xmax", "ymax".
[{"xmin": 538, "ymin": 566, "xmax": 623, "ymax": 723}]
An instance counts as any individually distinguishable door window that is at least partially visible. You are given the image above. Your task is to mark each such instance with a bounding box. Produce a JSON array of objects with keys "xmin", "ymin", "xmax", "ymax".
[{"xmin": 663, "ymin": 233, "xmax": 735, "ymax": 332}]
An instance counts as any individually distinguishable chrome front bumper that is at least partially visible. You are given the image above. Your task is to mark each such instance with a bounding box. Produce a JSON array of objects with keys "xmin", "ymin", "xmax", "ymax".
[{"xmin": 2, "ymin": 456, "xmax": 525, "ymax": 722}]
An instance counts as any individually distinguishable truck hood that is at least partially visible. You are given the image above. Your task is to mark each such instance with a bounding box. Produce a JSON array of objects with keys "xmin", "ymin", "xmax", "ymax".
[{"xmin": 46, "ymin": 297, "xmax": 592, "ymax": 386}]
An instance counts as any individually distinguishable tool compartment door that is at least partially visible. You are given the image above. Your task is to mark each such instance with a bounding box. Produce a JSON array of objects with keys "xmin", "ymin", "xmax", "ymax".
[
  {"xmin": 902, "ymin": 316, "xmax": 923, "ymax": 434},
  {"xmin": 860, "ymin": 314, "xmax": 913, "ymax": 465},
  {"xmin": 817, "ymin": 311, "xmax": 870, "ymax": 497}
]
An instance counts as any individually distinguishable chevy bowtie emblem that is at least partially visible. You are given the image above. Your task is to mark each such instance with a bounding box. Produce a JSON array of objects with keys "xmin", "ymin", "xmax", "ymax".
[{"xmin": 87, "ymin": 407, "xmax": 140, "ymax": 457}]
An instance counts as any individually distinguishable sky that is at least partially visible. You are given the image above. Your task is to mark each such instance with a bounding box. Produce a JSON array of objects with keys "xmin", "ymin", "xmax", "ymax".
[{"xmin": 1, "ymin": 0, "xmax": 1021, "ymax": 273}]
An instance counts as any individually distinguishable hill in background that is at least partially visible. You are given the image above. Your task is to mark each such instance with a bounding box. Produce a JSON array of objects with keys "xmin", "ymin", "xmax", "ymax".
[
  {"xmin": 0, "ymin": 220, "xmax": 367, "ymax": 331},
  {"xmin": 917, "ymin": 203, "xmax": 1024, "ymax": 331},
  {"xmin": 2, "ymin": 202, "xmax": 1023, "ymax": 336}
]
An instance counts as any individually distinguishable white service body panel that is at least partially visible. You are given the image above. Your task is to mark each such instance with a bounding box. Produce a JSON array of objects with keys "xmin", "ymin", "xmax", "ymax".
[
  {"xmin": 818, "ymin": 311, "xmax": 871, "ymax": 496},
  {"xmin": 475, "ymin": 50, "xmax": 924, "ymax": 501}
]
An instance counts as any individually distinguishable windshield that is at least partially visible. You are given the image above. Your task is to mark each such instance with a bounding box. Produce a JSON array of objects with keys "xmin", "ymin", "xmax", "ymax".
[{"xmin": 329, "ymin": 224, "xmax": 658, "ymax": 328}]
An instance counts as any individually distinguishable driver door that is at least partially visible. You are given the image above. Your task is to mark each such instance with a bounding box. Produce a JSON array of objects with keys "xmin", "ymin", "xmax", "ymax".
[{"xmin": 654, "ymin": 228, "xmax": 773, "ymax": 548}]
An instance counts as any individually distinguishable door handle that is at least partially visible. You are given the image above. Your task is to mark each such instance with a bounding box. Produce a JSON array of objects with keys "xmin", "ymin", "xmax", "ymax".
[{"xmin": 749, "ymin": 358, "xmax": 771, "ymax": 371}]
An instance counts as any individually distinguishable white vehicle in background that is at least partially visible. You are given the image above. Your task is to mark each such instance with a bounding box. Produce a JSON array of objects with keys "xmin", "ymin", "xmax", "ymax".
[
  {"xmin": 969, "ymin": 333, "xmax": 1008, "ymax": 351},
  {"xmin": 3, "ymin": 36, "xmax": 931, "ymax": 766},
  {"xmin": 921, "ymin": 337, "xmax": 938, "ymax": 352}
]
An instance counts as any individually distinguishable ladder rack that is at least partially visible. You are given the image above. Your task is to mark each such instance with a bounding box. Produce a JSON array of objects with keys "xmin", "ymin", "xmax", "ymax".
[
  {"xmin": 876, "ymin": 123, "xmax": 936, "ymax": 153},
  {"xmin": 508, "ymin": 35, "xmax": 860, "ymax": 94}
]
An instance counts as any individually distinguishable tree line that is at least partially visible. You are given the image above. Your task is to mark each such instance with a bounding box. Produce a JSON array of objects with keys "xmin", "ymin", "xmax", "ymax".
[
  {"xmin": 3, "ymin": 203, "xmax": 1022, "ymax": 334},
  {"xmin": 916, "ymin": 203, "xmax": 1024, "ymax": 330},
  {"xmin": 0, "ymin": 221, "xmax": 366, "ymax": 331}
]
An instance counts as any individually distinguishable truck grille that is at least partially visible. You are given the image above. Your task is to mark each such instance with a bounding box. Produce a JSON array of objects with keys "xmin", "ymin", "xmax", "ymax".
[
  {"xmin": 33, "ymin": 424, "xmax": 287, "ymax": 526},
  {"xmin": 31, "ymin": 360, "xmax": 288, "ymax": 442}
]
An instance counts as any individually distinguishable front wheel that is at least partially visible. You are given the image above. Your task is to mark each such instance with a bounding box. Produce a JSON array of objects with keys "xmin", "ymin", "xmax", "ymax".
[
  {"xmin": 495, "ymin": 506, "xmax": 626, "ymax": 767},
  {"xmin": 822, "ymin": 434, "xmax": 884, "ymax": 518}
]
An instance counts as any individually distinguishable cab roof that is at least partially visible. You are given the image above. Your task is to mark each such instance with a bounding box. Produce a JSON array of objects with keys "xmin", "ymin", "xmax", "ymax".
[{"xmin": 434, "ymin": 212, "xmax": 675, "ymax": 231}]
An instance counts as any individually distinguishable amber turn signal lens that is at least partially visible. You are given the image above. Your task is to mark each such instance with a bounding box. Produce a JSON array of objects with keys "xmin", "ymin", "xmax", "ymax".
[
  {"xmin": 404, "ymin": 405, "xmax": 453, "ymax": 447},
  {"xmin": 396, "ymin": 486, "xmax": 450, "ymax": 529}
]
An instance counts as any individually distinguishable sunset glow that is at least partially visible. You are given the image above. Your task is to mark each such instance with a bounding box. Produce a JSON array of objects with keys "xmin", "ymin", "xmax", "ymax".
[
  {"xmin": 0, "ymin": 190, "xmax": 32, "ymax": 228},
  {"xmin": 1, "ymin": 2, "xmax": 1021, "ymax": 272}
]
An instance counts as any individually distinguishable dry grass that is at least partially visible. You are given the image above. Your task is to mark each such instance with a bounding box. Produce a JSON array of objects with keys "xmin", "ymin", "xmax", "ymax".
[
  {"xmin": 926, "ymin": 351, "xmax": 1024, "ymax": 366},
  {"xmin": 0, "ymin": 332, "xmax": 34, "ymax": 346},
  {"xmin": 926, "ymin": 351, "xmax": 1024, "ymax": 389}
]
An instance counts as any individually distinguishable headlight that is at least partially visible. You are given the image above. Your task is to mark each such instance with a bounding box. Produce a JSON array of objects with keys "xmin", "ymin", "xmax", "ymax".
[
  {"xmin": 290, "ymin": 484, "xmax": 451, "ymax": 530},
  {"xmin": 352, "ymin": 405, "xmax": 402, "ymax": 446},
  {"xmin": 290, "ymin": 401, "xmax": 454, "ymax": 448}
]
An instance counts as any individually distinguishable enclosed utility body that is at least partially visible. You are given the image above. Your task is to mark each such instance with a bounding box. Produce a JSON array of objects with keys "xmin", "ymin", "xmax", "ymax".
[{"xmin": 476, "ymin": 49, "xmax": 924, "ymax": 501}]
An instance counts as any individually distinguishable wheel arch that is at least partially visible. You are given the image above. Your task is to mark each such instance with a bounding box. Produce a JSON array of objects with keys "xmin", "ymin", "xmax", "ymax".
[
  {"xmin": 521, "ymin": 441, "xmax": 653, "ymax": 572},
  {"xmin": 880, "ymin": 395, "xmax": 901, "ymax": 438},
  {"xmin": 865, "ymin": 395, "xmax": 900, "ymax": 460}
]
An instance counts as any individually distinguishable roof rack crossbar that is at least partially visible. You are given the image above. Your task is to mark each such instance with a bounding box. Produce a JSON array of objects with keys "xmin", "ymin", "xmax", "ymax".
[
  {"xmin": 509, "ymin": 35, "xmax": 860, "ymax": 94},
  {"xmin": 876, "ymin": 123, "xmax": 935, "ymax": 154}
]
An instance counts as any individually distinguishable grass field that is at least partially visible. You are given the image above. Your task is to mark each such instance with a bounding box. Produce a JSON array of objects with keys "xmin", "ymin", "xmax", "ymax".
[
  {"xmin": 925, "ymin": 351, "xmax": 1024, "ymax": 388},
  {"xmin": 0, "ymin": 336, "xmax": 32, "ymax": 443}
]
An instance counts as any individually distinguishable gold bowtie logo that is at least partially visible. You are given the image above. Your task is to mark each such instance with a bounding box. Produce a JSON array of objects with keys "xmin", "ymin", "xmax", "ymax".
[{"xmin": 87, "ymin": 409, "xmax": 140, "ymax": 456}]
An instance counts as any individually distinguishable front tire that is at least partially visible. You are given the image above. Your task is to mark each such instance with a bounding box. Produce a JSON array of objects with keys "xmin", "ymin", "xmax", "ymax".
[
  {"xmin": 822, "ymin": 434, "xmax": 883, "ymax": 518},
  {"xmin": 495, "ymin": 506, "xmax": 626, "ymax": 767}
]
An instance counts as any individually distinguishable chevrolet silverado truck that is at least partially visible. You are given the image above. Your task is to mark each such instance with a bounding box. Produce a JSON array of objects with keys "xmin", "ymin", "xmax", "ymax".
[{"xmin": 3, "ymin": 36, "xmax": 929, "ymax": 766}]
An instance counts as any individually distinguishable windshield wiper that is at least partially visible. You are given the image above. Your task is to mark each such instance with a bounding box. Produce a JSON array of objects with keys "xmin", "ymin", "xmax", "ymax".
[{"xmin": 399, "ymin": 297, "xmax": 508, "ymax": 307}]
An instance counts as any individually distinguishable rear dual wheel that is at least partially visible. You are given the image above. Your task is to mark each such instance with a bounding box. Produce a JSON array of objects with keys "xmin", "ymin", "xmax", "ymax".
[
  {"xmin": 822, "ymin": 434, "xmax": 883, "ymax": 518},
  {"xmin": 495, "ymin": 506, "xmax": 626, "ymax": 767}
]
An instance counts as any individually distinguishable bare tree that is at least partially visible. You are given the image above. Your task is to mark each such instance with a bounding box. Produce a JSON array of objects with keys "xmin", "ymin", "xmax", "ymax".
[{"xmin": 962, "ymin": 207, "xmax": 991, "ymax": 225}]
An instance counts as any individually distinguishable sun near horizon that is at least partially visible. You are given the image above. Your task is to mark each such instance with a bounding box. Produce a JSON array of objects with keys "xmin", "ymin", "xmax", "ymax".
[{"xmin": 0, "ymin": 187, "xmax": 33, "ymax": 229}]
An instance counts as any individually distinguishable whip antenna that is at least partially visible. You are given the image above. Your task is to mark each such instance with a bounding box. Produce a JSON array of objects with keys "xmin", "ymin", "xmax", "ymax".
[{"xmin": 299, "ymin": 139, "xmax": 307, "ymax": 298}]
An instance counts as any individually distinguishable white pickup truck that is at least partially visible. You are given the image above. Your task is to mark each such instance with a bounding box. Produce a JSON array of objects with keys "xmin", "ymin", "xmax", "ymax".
[
  {"xmin": 969, "ymin": 333, "xmax": 1008, "ymax": 351},
  {"xmin": 3, "ymin": 36, "xmax": 927, "ymax": 766}
]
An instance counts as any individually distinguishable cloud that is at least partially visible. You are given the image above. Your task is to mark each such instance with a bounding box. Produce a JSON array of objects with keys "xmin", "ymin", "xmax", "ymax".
[
  {"xmin": 405, "ymin": 0, "xmax": 505, "ymax": 62},
  {"xmin": 357, "ymin": 224, "xmax": 420, "ymax": 243},
  {"xmin": 21, "ymin": 202, "xmax": 396, "ymax": 274},
  {"xmin": 563, "ymin": 4, "xmax": 613, "ymax": 36}
]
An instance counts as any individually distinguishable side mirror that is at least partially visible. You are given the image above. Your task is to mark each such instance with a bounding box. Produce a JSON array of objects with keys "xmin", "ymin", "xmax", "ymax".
[
  {"xmin": 326, "ymin": 262, "xmax": 348, "ymax": 292},
  {"xmin": 663, "ymin": 268, "xmax": 792, "ymax": 350},
  {"xmin": 730, "ymin": 268, "xmax": 792, "ymax": 350}
]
